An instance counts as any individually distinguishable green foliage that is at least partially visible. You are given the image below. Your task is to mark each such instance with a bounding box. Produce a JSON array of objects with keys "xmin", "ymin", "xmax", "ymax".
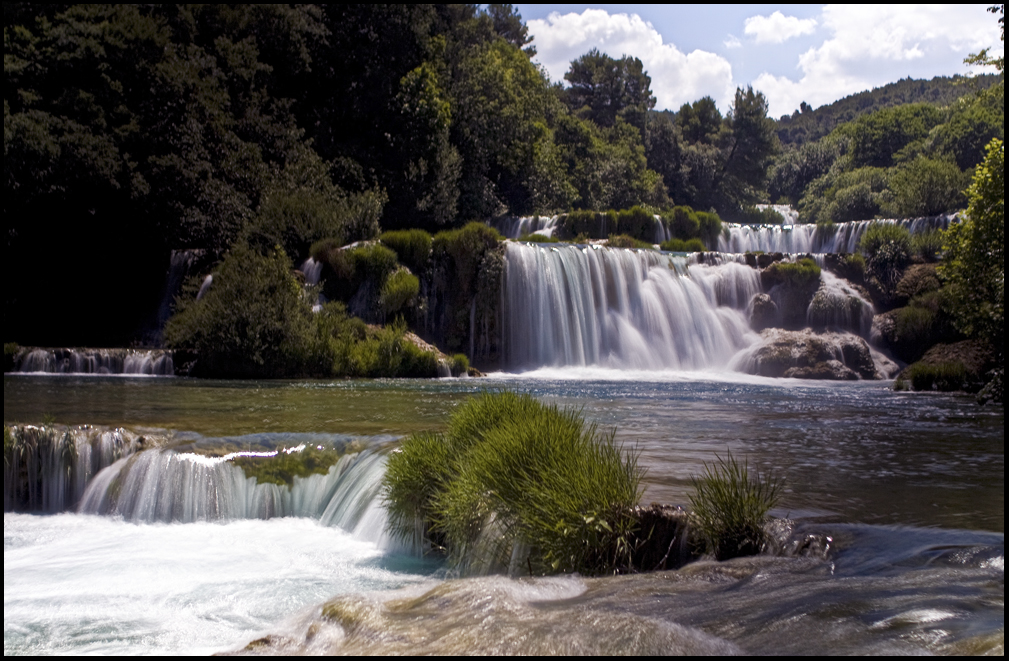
[
  {"xmin": 660, "ymin": 238, "xmax": 707, "ymax": 252},
  {"xmin": 615, "ymin": 206, "xmax": 656, "ymax": 242},
  {"xmin": 559, "ymin": 210, "xmax": 615, "ymax": 240},
  {"xmin": 800, "ymin": 167, "xmax": 890, "ymax": 224},
  {"xmin": 232, "ymin": 446, "xmax": 346, "ymax": 487},
  {"xmin": 450, "ymin": 353, "xmax": 470, "ymax": 377},
  {"xmin": 911, "ymin": 230, "xmax": 944, "ymax": 261},
  {"xmin": 939, "ymin": 139, "xmax": 1004, "ymax": 353},
  {"xmin": 164, "ymin": 243, "xmax": 317, "ymax": 378},
  {"xmin": 562, "ymin": 48, "xmax": 655, "ymax": 133},
  {"xmin": 881, "ymin": 156, "xmax": 968, "ymax": 218},
  {"xmin": 761, "ymin": 258, "xmax": 822, "ymax": 290},
  {"xmin": 313, "ymin": 242, "xmax": 401, "ymax": 316},
  {"xmin": 846, "ymin": 104, "xmax": 945, "ymax": 169},
  {"xmin": 733, "ymin": 205, "xmax": 785, "ymax": 225},
  {"xmin": 906, "ymin": 361, "xmax": 968, "ymax": 392},
  {"xmin": 860, "ymin": 223, "xmax": 912, "ymax": 296},
  {"xmin": 605, "ymin": 234, "xmax": 653, "ymax": 250},
  {"xmin": 380, "ymin": 229, "xmax": 433, "ymax": 275},
  {"xmin": 380, "ymin": 269, "xmax": 420, "ymax": 317},
  {"xmin": 517, "ymin": 233, "xmax": 559, "ymax": 243},
  {"xmin": 689, "ymin": 452, "xmax": 783, "ymax": 561},
  {"xmin": 383, "ymin": 391, "xmax": 642, "ymax": 575},
  {"xmin": 329, "ymin": 316, "xmax": 439, "ymax": 379}
]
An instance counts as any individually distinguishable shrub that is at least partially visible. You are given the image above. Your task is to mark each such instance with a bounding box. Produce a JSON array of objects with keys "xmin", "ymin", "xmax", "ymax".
[
  {"xmin": 906, "ymin": 361, "xmax": 968, "ymax": 392},
  {"xmin": 734, "ymin": 205, "xmax": 785, "ymax": 225},
  {"xmin": 761, "ymin": 258, "xmax": 821, "ymax": 290},
  {"xmin": 882, "ymin": 156, "xmax": 968, "ymax": 218},
  {"xmin": 615, "ymin": 206, "xmax": 655, "ymax": 242},
  {"xmin": 695, "ymin": 211, "xmax": 722, "ymax": 246},
  {"xmin": 606, "ymin": 234, "xmax": 653, "ymax": 249},
  {"xmin": 559, "ymin": 210, "xmax": 614, "ymax": 240},
  {"xmin": 165, "ymin": 243, "xmax": 318, "ymax": 378},
  {"xmin": 380, "ymin": 268, "xmax": 420, "ymax": 317},
  {"xmin": 380, "ymin": 229, "xmax": 432, "ymax": 275},
  {"xmin": 860, "ymin": 222, "xmax": 911, "ymax": 294},
  {"xmin": 517, "ymin": 233, "xmax": 559, "ymax": 243},
  {"xmin": 450, "ymin": 353, "xmax": 469, "ymax": 377},
  {"xmin": 312, "ymin": 242, "xmax": 401, "ymax": 317},
  {"xmin": 689, "ymin": 452, "xmax": 783, "ymax": 561},
  {"xmin": 383, "ymin": 391, "xmax": 642, "ymax": 575},
  {"xmin": 660, "ymin": 238, "xmax": 706, "ymax": 252},
  {"xmin": 911, "ymin": 229, "xmax": 943, "ymax": 262},
  {"xmin": 664, "ymin": 205, "xmax": 700, "ymax": 239}
]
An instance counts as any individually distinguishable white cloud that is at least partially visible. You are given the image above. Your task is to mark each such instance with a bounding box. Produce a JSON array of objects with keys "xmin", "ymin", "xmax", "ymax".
[
  {"xmin": 743, "ymin": 11, "xmax": 817, "ymax": 45},
  {"xmin": 754, "ymin": 5, "xmax": 1004, "ymax": 117},
  {"xmin": 724, "ymin": 35, "xmax": 742, "ymax": 49},
  {"xmin": 527, "ymin": 9, "xmax": 736, "ymax": 111}
]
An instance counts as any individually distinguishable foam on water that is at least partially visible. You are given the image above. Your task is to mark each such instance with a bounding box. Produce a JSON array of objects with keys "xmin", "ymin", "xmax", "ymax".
[{"xmin": 3, "ymin": 513, "xmax": 432, "ymax": 655}]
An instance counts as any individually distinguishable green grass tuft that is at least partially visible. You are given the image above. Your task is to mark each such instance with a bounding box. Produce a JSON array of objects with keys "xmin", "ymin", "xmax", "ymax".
[
  {"xmin": 689, "ymin": 452, "xmax": 783, "ymax": 561},
  {"xmin": 907, "ymin": 361, "xmax": 968, "ymax": 392},
  {"xmin": 660, "ymin": 237, "xmax": 706, "ymax": 252},
  {"xmin": 383, "ymin": 391, "xmax": 642, "ymax": 575}
]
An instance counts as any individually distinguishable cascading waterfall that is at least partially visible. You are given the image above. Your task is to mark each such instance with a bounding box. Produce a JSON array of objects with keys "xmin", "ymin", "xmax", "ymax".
[
  {"xmin": 75, "ymin": 445, "xmax": 397, "ymax": 546},
  {"xmin": 3, "ymin": 426, "xmax": 140, "ymax": 512},
  {"xmin": 493, "ymin": 215, "xmax": 560, "ymax": 238},
  {"xmin": 501, "ymin": 243, "xmax": 759, "ymax": 371},
  {"xmin": 717, "ymin": 215, "xmax": 954, "ymax": 254},
  {"xmin": 807, "ymin": 271, "xmax": 875, "ymax": 337},
  {"xmin": 14, "ymin": 348, "xmax": 174, "ymax": 375}
]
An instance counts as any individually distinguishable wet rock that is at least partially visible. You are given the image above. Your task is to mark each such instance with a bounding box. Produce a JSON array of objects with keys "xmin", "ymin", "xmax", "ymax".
[
  {"xmin": 756, "ymin": 252, "xmax": 784, "ymax": 269},
  {"xmin": 895, "ymin": 340, "xmax": 996, "ymax": 393},
  {"xmin": 735, "ymin": 329, "xmax": 882, "ymax": 380},
  {"xmin": 748, "ymin": 294, "xmax": 778, "ymax": 331},
  {"xmin": 627, "ymin": 504, "xmax": 695, "ymax": 571}
]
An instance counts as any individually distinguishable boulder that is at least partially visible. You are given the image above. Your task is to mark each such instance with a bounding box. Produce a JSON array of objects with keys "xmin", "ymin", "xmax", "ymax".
[
  {"xmin": 748, "ymin": 293, "xmax": 778, "ymax": 331},
  {"xmin": 735, "ymin": 329, "xmax": 882, "ymax": 380}
]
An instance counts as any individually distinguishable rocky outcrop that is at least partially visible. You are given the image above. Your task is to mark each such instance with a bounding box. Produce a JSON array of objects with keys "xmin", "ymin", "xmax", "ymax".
[
  {"xmin": 734, "ymin": 329, "xmax": 885, "ymax": 380},
  {"xmin": 748, "ymin": 293, "xmax": 778, "ymax": 331}
]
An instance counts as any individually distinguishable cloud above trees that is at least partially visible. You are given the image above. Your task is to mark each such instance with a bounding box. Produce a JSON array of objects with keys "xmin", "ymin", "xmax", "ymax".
[{"xmin": 526, "ymin": 6, "xmax": 1004, "ymax": 118}]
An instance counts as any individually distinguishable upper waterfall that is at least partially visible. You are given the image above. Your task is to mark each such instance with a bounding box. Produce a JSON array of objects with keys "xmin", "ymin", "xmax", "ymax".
[
  {"xmin": 501, "ymin": 242, "xmax": 759, "ymax": 371},
  {"xmin": 718, "ymin": 215, "xmax": 953, "ymax": 254}
]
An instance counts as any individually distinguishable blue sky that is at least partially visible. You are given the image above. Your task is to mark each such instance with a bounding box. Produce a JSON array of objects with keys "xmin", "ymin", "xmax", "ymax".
[{"xmin": 515, "ymin": 4, "xmax": 1004, "ymax": 117}]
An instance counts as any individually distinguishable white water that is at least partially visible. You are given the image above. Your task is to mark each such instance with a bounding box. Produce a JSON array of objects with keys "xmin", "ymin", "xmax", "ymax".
[
  {"xmin": 15, "ymin": 348, "xmax": 174, "ymax": 375},
  {"xmin": 502, "ymin": 242, "xmax": 758, "ymax": 371},
  {"xmin": 718, "ymin": 215, "xmax": 953, "ymax": 254},
  {"xmin": 3, "ymin": 513, "xmax": 431, "ymax": 655}
]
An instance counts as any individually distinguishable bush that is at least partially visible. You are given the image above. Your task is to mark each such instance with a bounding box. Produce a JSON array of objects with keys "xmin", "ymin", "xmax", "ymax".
[
  {"xmin": 689, "ymin": 452, "xmax": 783, "ymax": 561},
  {"xmin": 383, "ymin": 391, "xmax": 642, "ymax": 575},
  {"xmin": 380, "ymin": 229, "xmax": 432, "ymax": 275},
  {"xmin": 906, "ymin": 361, "xmax": 968, "ymax": 392},
  {"xmin": 450, "ymin": 353, "xmax": 469, "ymax": 377},
  {"xmin": 660, "ymin": 238, "xmax": 706, "ymax": 252},
  {"xmin": 861, "ymin": 222, "xmax": 911, "ymax": 295},
  {"xmin": 165, "ymin": 243, "xmax": 318, "ymax": 378},
  {"xmin": 559, "ymin": 210, "xmax": 614, "ymax": 240},
  {"xmin": 517, "ymin": 233, "xmax": 559, "ymax": 243},
  {"xmin": 663, "ymin": 205, "xmax": 699, "ymax": 239},
  {"xmin": 605, "ymin": 234, "xmax": 653, "ymax": 249},
  {"xmin": 881, "ymin": 156, "xmax": 968, "ymax": 218},
  {"xmin": 615, "ymin": 206, "xmax": 655, "ymax": 242},
  {"xmin": 734, "ymin": 205, "xmax": 785, "ymax": 225},
  {"xmin": 761, "ymin": 258, "xmax": 821, "ymax": 290},
  {"xmin": 312, "ymin": 242, "xmax": 401, "ymax": 318},
  {"xmin": 380, "ymin": 268, "xmax": 420, "ymax": 317},
  {"xmin": 911, "ymin": 229, "xmax": 944, "ymax": 262}
]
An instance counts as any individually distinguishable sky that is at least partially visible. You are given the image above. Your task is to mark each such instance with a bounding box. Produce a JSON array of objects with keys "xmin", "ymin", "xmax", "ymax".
[{"xmin": 515, "ymin": 4, "xmax": 1004, "ymax": 117}]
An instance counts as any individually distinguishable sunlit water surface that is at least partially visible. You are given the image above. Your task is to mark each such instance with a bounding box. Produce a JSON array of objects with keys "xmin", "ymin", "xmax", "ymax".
[{"xmin": 4, "ymin": 373, "xmax": 1004, "ymax": 654}]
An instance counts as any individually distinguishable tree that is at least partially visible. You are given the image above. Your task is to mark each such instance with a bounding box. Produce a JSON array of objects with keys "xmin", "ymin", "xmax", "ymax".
[
  {"xmin": 563, "ymin": 48, "xmax": 655, "ymax": 133},
  {"xmin": 939, "ymin": 138, "xmax": 1004, "ymax": 354}
]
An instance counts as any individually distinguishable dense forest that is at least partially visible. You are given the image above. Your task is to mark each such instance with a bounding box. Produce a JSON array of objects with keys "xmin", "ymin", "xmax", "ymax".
[{"xmin": 4, "ymin": 4, "xmax": 1004, "ymax": 369}]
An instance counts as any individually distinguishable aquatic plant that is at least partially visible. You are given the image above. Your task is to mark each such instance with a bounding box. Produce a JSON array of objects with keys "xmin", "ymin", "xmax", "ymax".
[
  {"xmin": 231, "ymin": 445, "xmax": 347, "ymax": 487},
  {"xmin": 606, "ymin": 234, "xmax": 653, "ymax": 250},
  {"xmin": 383, "ymin": 391, "xmax": 642, "ymax": 575},
  {"xmin": 761, "ymin": 258, "xmax": 821, "ymax": 290},
  {"xmin": 516, "ymin": 233, "xmax": 559, "ymax": 243},
  {"xmin": 689, "ymin": 452, "xmax": 783, "ymax": 560},
  {"xmin": 450, "ymin": 353, "xmax": 469, "ymax": 376}
]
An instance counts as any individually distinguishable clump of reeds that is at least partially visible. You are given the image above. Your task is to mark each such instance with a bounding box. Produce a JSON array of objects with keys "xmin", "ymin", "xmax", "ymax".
[
  {"xmin": 383, "ymin": 391, "xmax": 642, "ymax": 576},
  {"xmin": 689, "ymin": 451, "xmax": 783, "ymax": 561}
]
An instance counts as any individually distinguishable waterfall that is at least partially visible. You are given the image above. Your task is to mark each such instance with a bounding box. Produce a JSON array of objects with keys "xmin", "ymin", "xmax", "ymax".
[
  {"xmin": 492, "ymin": 216, "xmax": 560, "ymax": 239},
  {"xmin": 77, "ymin": 447, "xmax": 396, "ymax": 544},
  {"xmin": 807, "ymin": 271, "xmax": 875, "ymax": 337},
  {"xmin": 501, "ymin": 243, "xmax": 758, "ymax": 371},
  {"xmin": 717, "ymin": 215, "xmax": 954, "ymax": 254},
  {"xmin": 4, "ymin": 426, "xmax": 140, "ymax": 512},
  {"xmin": 13, "ymin": 348, "xmax": 174, "ymax": 375}
]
